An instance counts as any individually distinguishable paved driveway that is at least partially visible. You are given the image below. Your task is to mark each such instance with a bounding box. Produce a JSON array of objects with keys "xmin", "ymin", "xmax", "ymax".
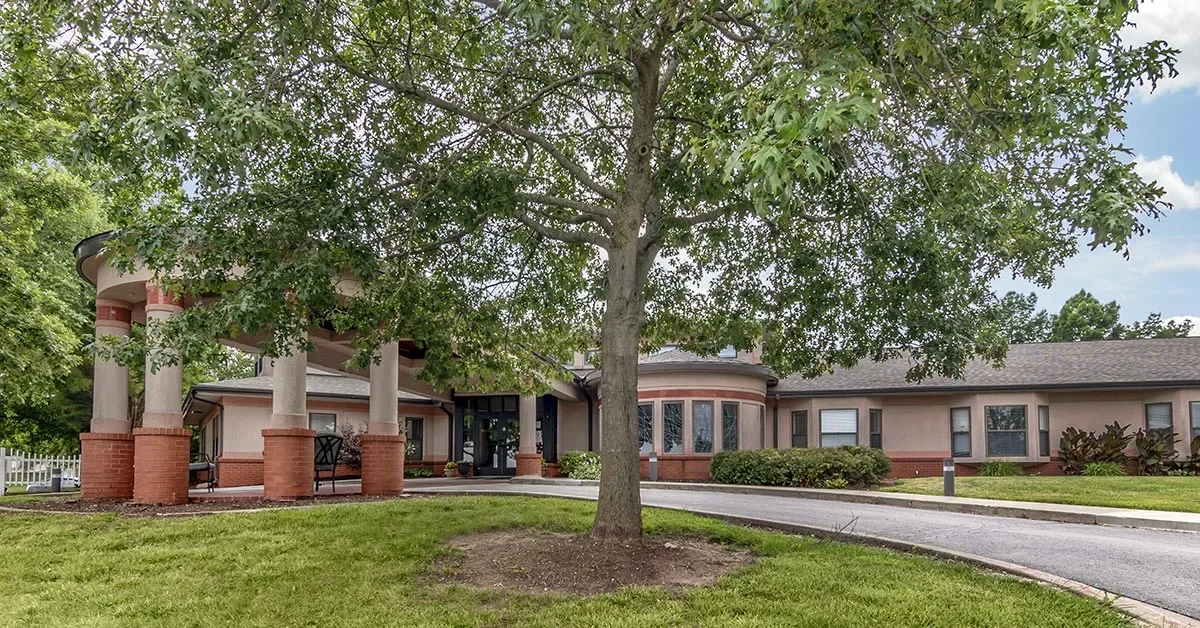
[{"xmin": 411, "ymin": 483, "xmax": 1200, "ymax": 620}]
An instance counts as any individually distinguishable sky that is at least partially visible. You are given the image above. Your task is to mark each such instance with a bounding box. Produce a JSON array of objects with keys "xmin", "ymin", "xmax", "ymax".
[{"xmin": 994, "ymin": 0, "xmax": 1200, "ymax": 333}]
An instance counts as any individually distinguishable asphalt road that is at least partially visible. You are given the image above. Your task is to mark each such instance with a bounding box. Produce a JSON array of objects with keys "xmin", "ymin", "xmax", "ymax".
[{"xmin": 412, "ymin": 483, "xmax": 1200, "ymax": 620}]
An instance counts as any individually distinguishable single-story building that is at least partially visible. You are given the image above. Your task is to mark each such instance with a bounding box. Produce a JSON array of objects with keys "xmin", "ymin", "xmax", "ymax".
[{"xmin": 189, "ymin": 339, "xmax": 1200, "ymax": 485}]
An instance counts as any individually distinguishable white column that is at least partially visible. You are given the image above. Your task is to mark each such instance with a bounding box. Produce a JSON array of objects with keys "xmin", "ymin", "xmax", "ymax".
[
  {"xmin": 270, "ymin": 335, "xmax": 308, "ymax": 429},
  {"xmin": 368, "ymin": 341, "xmax": 400, "ymax": 436},
  {"xmin": 518, "ymin": 394, "xmax": 537, "ymax": 455},
  {"xmin": 142, "ymin": 293, "xmax": 183, "ymax": 429},
  {"xmin": 91, "ymin": 300, "xmax": 132, "ymax": 433}
]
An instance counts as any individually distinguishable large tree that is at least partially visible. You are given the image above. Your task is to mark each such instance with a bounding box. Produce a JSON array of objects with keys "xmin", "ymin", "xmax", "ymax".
[{"xmin": 63, "ymin": 0, "xmax": 1172, "ymax": 541}]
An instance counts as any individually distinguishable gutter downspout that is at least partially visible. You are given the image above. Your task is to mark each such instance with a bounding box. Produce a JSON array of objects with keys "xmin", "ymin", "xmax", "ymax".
[
  {"xmin": 439, "ymin": 389, "xmax": 456, "ymax": 464},
  {"xmin": 771, "ymin": 393, "xmax": 779, "ymax": 449}
]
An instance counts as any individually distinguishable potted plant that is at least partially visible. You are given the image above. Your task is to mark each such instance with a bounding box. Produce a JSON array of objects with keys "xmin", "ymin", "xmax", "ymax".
[
  {"xmin": 456, "ymin": 460, "xmax": 473, "ymax": 477},
  {"xmin": 444, "ymin": 461, "xmax": 457, "ymax": 477}
]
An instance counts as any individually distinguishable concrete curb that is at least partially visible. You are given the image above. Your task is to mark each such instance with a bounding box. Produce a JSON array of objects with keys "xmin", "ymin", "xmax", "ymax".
[
  {"xmin": 513, "ymin": 477, "xmax": 1200, "ymax": 533},
  {"xmin": 411, "ymin": 487, "xmax": 1199, "ymax": 628}
]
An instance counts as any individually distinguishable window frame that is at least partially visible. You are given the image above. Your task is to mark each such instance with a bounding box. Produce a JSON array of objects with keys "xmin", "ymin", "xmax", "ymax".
[
  {"xmin": 637, "ymin": 402, "xmax": 655, "ymax": 455},
  {"xmin": 819, "ymin": 408, "xmax": 859, "ymax": 448},
  {"xmin": 868, "ymin": 409, "xmax": 883, "ymax": 450},
  {"xmin": 791, "ymin": 410, "xmax": 808, "ymax": 448},
  {"xmin": 950, "ymin": 407, "xmax": 971, "ymax": 458},
  {"xmin": 692, "ymin": 401, "xmax": 714, "ymax": 454},
  {"xmin": 1145, "ymin": 402, "xmax": 1173, "ymax": 437},
  {"xmin": 1191, "ymin": 401, "xmax": 1200, "ymax": 441},
  {"xmin": 405, "ymin": 417, "xmax": 424, "ymax": 461},
  {"xmin": 985, "ymin": 405, "xmax": 1028, "ymax": 457},
  {"xmin": 721, "ymin": 401, "xmax": 739, "ymax": 451},
  {"xmin": 1037, "ymin": 405, "xmax": 1050, "ymax": 457},
  {"xmin": 308, "ymin": 412, "xmax": 337, "ymax": 434},
  {"xmin": 662, "ymin": 401, "xmax": 684, "ymax": 454}
]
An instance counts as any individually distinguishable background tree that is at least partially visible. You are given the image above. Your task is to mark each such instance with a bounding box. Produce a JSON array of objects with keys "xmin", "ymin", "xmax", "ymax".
[
  {"xmin": 988, "ymin": 292, "xmax": 1053, "ymax": 344},
  {"xmin": 66, "ymin": 0, "xmax": 1173, "ymax": 542},
  {"xmin": 1048, "ymin": 290, "xmax": 1123, "ymax": 341}
]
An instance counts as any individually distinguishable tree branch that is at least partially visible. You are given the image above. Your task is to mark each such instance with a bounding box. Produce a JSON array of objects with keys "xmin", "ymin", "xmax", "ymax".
[
  {"xmin": 330, "ymin": 57, "xmax": 621, "ymax": 204},
  {"xmin": 516, "ymin": 212, "xmax": 612, "ymax": 248}
]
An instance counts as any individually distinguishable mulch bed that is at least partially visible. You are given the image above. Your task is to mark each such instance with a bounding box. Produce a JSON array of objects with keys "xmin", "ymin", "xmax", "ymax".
[
  {"xmin": 429, "ymin": 530, "xmax": 754, "ymax": 595},
  {"xmin": 0, "ymin": 493, "xmax": 411, "ymax": 516}
]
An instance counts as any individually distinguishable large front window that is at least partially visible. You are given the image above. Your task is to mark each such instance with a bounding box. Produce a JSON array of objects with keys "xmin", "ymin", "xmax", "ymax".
[
  {"xmin": 693, "ymin": 401, "xmax": 714, "ymax": 453},
  {"xmin": 986, "ymin": 405, "xmax": 1027, "ymax": 457},
  {"xmin": 637, "ymin": 403, "xmax": 654, "ymax": 455},
  {"xmin": 819, "ymin": 409, "xmax": 858, "ymax": 447},
  {"xmin": 663, "ymin": 402, "xmax": 684, "ymax": 454}
]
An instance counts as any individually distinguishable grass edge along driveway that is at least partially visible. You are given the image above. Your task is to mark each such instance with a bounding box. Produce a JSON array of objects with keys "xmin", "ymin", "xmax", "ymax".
[
  {"xmin": 0, "ymin": 495, "xmax": 1133, "ymax": 628},
  {"xmin": 883, "ymin": 475, "xmax": 1200, "ymax": 513}
]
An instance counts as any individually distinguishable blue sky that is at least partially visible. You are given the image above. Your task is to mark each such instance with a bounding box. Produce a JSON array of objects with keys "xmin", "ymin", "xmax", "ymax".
[{"xmin": 994, "ymin": 0, "xmax": 1200, "ymax": 332}]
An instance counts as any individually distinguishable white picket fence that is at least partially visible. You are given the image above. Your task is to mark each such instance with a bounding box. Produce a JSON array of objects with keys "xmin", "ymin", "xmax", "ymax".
[{"xmin": 0, "ymin": 448, "xmax": 81, "ymax": 494}]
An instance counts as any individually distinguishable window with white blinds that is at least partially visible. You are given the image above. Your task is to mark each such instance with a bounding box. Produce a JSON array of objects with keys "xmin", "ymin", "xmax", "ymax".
[
  {"xmin": 819, "ymin": 409, "xmax": 858, "ymax": 447},
  {"xmin": 1146, "ymin": 403, "xmax": 1173, "ymax": 436},
  {"xmin": 950, "ymin": 407, "xmax": 971, "ymax": 457}
]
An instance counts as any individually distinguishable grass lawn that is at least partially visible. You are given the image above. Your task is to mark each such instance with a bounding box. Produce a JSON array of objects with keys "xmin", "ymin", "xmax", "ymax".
[
  {"xmin": 883, "ymin": 475, "xmax": 1200, "ymax": 513},
  {"xmin": 0, "ymin": 496, "xmax": 1130, "ymax": 627}
]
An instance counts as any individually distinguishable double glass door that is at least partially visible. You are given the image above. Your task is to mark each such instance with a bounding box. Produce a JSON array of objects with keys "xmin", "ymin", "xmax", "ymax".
[{"xmin": 459, "ymin": 396, "xmax": 521, "ymax": 476}]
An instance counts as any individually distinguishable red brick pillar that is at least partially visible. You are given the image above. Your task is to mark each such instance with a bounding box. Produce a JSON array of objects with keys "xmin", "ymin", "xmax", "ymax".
[
  {"xmin": 262, "ymin": 428, "xmax": 315, "ymax": 500},
  {"xmin": 80, "ymin": 432, "xmax": 135, "ymax": 500},
  {"xmin": 515, "ymin": 453, "xmax": 543, "ymax": 477},
  {"xmin": 361, "ymin": 434, "xmax": 405, "ymax": 496},
  {"xmin": 132, "ymin": 427, "xmax": 191, "ymax": 505}
]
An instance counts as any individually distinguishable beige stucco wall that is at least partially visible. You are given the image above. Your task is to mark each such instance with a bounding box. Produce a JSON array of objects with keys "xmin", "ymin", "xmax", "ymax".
[
  {"xmin": 558, "ymin": 400, "xmax": 590, "ymax": 453},
  {"xmin": 215, "ymin": 395, "xmax": 449, "ymax": 460},
  {"xmin": 636, "ymin": 370, "xmax": 768, "ymax": 397}
]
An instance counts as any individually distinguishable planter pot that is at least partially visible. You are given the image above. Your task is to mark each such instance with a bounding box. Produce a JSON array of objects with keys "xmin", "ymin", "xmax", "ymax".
[{"xmin": 456, "ymin": 462, "xmax": 472, "ymax": 477}]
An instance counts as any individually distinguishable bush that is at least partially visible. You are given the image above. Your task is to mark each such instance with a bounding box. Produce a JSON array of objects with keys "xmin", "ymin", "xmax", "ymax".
[
  {"xmin": 337, "ymin": 424, "xmax": 364, "ymax": 470},
  {"xmin": 1059, "ymin": 422, "xmax": 1133, "ymax": 475},
  {"xmin": 558, "ymin": 451, "xmax": 601, "ymax": 480},
  {"xmin": 1094, "ymin": 422, "xmax": 1134, "ymax": 464},
  {"xmin": 1081, "ymin": 461, "xmax": 1126, "ymax": 476},
  {"xmin": 405, "ymin": 467, "xmax": 433, "ymax": 478},
  {"xmin": 977, "ymin": 461, "xmax": 1022, "ymax": 477},
  {"xmin": 710, "ymin": 447, "xmax": 890, "ymax": 489},
  {"xmin": 1134, "ymin": 429, "xmax": 1180, "ymax": 476}
]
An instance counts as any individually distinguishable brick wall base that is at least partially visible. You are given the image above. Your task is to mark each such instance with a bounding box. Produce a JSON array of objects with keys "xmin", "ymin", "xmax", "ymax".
[
  {"xmin": 132, "ymin": 427, "xmax": 191, "ymax": 505},
  {"xmin": 640, "ymin": 454, "xmax": 712, "ymax": 481},
  {"xmin": 79, "ymin": 432, "xmax": 135, "ymax": 501},
  {"xmin": 361, "ymin": 435, "xmax": 405, "ymax": 496},
  {"xmin": 514, "ymin": 453, "xmax": 543, "ymax": 477},
  {"xmin": 262, "ymin": 428, "xmax": 315, "ymax": 500},
  {"xmin": 217, "ymin": 457, "xmax": 264, "ymax": 487}
]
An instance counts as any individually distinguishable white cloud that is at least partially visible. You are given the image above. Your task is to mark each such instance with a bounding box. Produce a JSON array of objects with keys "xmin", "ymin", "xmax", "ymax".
[
  {"xmin": 1166, "ymin": 316, "xmax": 1200, "ymax": 336},
  {"xmin": 1145, "ymin": 248, "xmax": 1200, "ymax": 272},
  {"xmin": 1134, "ymin": 154, "xmax": 1200, "ymax": 210},
  {"xmin": 1122, "ymin": 0, "xmax": 1200, "ymax": 99}
]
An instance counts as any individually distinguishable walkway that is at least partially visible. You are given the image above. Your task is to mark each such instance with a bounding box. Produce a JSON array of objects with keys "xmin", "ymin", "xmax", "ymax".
[{"xmin": 408, "ymin": 482, "xmax": 1200, "ymax": 621}]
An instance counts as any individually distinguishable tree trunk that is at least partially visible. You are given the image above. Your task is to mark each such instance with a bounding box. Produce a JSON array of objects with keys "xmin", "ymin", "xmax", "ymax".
[
  {"xmin": 591, "ymin": 242, "xmax": 646, "ymax": 542},
  {"xmin": 590, "ymin": 46, "xmax": 662, "ymax": 543}
]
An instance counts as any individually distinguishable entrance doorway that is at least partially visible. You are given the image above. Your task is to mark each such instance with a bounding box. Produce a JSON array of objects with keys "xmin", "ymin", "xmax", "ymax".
[{"xmin": 457, "ymin": 396, "xmax": 520, "ymax": 477}]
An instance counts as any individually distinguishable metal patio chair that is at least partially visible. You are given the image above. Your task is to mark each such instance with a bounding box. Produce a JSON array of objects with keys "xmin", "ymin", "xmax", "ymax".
[
  {"xmin": 189, "ymin": 452, "xmax": 216, "ymax": 492},
  {"xmin": 314, "ymin": 433, "xmax": 344, "ymax": 494}
]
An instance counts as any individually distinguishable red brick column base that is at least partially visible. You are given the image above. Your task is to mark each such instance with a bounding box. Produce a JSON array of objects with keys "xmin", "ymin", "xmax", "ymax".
[
  {"xmin": 132, "ymin": 427, "xmax": 191, "ymax": 505},
  {"xmin": 79, "ymin": 432, "xmax": 135, "ymax": 501},
  {"xmin": 216, "ymin": 457, "xmax": 264, "ymax": 487},
  {"xmin": 361, "ymin": 434, "xmax": 405, "ymax": 496},
  {"xmin": 515, "ymin": 453, "xmax": 543, "ymax": 477},
  {"xmin": 262, "ymin": 428, "xmax": 315, "ymax": 501}
]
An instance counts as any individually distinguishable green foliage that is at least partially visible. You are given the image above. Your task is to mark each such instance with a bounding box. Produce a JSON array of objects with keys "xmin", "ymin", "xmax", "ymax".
[
  {"xmin": 710, "ymin": 447, "xmax": 890, "ymax": 488},
  {"xmin": 404, "ymin": 467, "xmax": 433, "ymax": 478},
  {"xmin": 1134, "ymin": 429, "xmax": 1180, "ymax": 476},
  {"xmin": 1049, "ymin": 290, "xmax": 1123, "ymax": 342},
  {"xmin": 977, "ymin": 461, "xmax": 1022, "ymax": 477},
  {"xmin": 990, "ymin": 291, "xmax": 1192, "ymax": 344},
  {"xmin": 1081, "ymin": 462, "xmax": 1126, "ymax": 477},
  {"xmin": 1058, "ymin": 422, "xmax": 1132, "ymax": 475},
  {"xmin": 988, "ymin": 292, "xmax": 1052, "ymax": 344},
  {"xmin": 558, "ymin": 451, "xmax": 602, "ymax": 480}
]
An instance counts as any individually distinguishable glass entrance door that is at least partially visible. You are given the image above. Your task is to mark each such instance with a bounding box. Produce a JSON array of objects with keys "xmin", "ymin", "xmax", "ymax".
[{"xmin": 475, "ymin": 416, "xmax": 519, "ymax": 476}]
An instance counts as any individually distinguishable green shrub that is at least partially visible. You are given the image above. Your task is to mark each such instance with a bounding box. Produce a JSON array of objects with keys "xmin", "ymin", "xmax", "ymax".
[
  {"xmin": 1134, "ymin": 429, "xmax": 1180, "ymax": 476},
  {"xmin": 405, "ymin": 467, "xmax": 433, "ymax": 478},
  {"xmin": 1094, "ymin": 422, "xmax": 1133, "ymax": 464},
  {"xmin": 1058, "ymin": 426, "xmax": 1097, "ymax": 475},
  {"xmin": 558, "ymin": 451, "xmax": 602, "ymax": 480},
  {"xmin": 710, "ymin": 447, "xmax": 890, "ymax": 488},
  {"xmin": 1081, "ymin": 461, "xmax": 1126, "ymax": 476},
  {"xmin": 977, "ymin": 461, "xmax": 1022, "ymax": 477}
]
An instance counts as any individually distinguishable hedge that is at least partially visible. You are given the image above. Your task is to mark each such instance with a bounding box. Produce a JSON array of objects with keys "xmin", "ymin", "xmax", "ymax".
[{"xmin": 710, "ymin": 447, "xmax": 891, "ymax": 488}]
